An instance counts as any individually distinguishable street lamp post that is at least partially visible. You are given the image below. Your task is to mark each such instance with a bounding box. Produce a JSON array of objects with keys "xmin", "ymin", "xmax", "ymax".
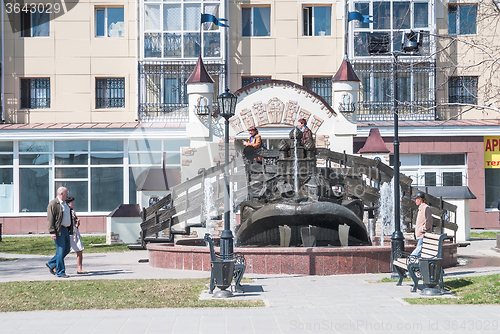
[
  {"xmin": 391, "ymin": 53, "xmax": 404, "ymax": 268},
  {"xmin": 368, "ymin": 31, "xmax": 422, "ymax": 270},
  {"xmin": 217, "ymin": 88, "xmax": 237, "ymax": 260},
  {"xmin": 391, "ymin": 31, "xmax": 423, "ymax": 269}
]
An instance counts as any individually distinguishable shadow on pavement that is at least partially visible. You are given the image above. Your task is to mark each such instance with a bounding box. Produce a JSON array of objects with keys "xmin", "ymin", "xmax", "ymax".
[{"xmin": 82, "ymin": 270, "xmax": 133, "ymax": 276}]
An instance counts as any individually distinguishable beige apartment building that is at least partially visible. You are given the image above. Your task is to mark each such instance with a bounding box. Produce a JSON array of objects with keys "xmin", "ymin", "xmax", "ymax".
[
  {"xmin": 2, "ymin": 0, "xmax": 138, "ymax": 124},
  {"xmin": 1, "ymin": 0, "xmax": 500, "ymax": 235}
]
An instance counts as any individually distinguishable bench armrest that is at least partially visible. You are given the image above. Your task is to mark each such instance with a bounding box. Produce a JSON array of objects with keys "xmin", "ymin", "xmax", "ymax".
[{"xmin": 406, "ymin": 254, "xmax": 420, "ymax": 266}]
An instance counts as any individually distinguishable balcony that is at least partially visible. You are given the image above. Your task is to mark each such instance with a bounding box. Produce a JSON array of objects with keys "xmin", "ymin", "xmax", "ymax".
[
  {"xmin": 353, "ymin": 60, "xmax": 437, "ymax": 122},
  {"xmin": 138, "ymin": 61, "xmax": 225, "ymax": 123}
]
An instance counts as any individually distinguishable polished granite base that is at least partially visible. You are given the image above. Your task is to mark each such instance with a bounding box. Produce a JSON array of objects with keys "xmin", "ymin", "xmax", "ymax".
[{"xmin": 147, "ymin": 242, "xmax": 458, "ymax": 275}]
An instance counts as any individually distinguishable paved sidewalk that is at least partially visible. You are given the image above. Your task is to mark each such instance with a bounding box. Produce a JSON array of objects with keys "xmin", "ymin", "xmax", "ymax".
[{"xmin": 1, "ymin": 239, "xmax": 500, "ymax": 333}]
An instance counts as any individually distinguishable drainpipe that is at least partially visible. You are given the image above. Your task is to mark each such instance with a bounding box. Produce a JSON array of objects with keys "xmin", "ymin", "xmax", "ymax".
[
  {"xmin": 1, "ymin": 0, "xmax": 5, "ymax": 123},
  {"xmin": 135, "ymin": 0, "xmax": 139, "ymax": 121}
]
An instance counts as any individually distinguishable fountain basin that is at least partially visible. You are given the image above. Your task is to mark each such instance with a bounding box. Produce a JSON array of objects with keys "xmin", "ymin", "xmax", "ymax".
[{"xmin": 147, "ymin": 242, "xmax": 458, "ymax": 275}]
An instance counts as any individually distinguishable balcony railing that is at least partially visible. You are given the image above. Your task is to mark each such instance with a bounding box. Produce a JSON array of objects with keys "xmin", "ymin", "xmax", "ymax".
[
  {"xmin": 138, "ymin": 61, "xmax": 225, "ymax": 123},
  {"xmin": 353, "ymin": 60, "xmax": 437, "ymax": 121}
]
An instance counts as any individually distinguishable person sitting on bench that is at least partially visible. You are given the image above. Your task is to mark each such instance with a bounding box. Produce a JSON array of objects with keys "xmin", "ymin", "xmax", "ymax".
[{"xmin": 411, "ymin": 191, "xmax": 433, "ymax": 257}]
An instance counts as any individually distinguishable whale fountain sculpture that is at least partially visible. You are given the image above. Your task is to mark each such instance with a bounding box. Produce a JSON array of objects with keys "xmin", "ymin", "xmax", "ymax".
[{"xmin": 236, "ymin": 128, "xmax": 371, "ymax": 247}]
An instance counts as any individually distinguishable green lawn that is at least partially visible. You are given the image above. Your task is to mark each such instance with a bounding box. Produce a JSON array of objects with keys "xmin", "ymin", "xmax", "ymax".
[
  {"xmin": 0, "ymin": 236, "xmax": 133, "ymax": 255},
  {"xmin": 404, "ymin": 274, "xmax": 500, "ymax": 304},
  {"xmin": 470, "ymin": 231, "xmax": 498, "ymax": 239},
  {"xmin": 0, "ymin": 279, "xmax": 264, "ymax": 312}
]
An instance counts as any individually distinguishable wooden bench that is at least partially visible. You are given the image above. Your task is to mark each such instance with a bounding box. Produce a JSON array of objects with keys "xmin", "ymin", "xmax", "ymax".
[
  {"xmin": 204, "ymin": 233, "xmax": 246, "ymax": 294},
  {"xmin": 393, "ymin": 232, "xmax": 447, "ymax": 292}
]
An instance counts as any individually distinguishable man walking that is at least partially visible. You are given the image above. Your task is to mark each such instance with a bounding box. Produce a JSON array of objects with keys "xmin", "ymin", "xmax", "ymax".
[{"xmin": 46, "ymin": 186, "xmax": 72, "ymax": 278}]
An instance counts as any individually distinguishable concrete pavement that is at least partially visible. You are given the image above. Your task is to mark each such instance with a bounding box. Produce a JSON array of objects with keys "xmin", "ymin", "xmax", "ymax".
[{"xmin": 1, "ymin": 238, "xmax": 500, "ymax": 333}]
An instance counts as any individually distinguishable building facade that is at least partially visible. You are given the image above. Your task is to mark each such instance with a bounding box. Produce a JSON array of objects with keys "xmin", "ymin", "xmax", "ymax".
[{"xmin": 1, "ymin": 0, "xmax": 500, "ymax": 234}]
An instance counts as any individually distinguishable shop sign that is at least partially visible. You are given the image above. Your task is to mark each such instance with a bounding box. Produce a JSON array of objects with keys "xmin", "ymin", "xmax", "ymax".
[{"xmin": 484, "ymin": 136, "xmax": 500, "ymax": 168}]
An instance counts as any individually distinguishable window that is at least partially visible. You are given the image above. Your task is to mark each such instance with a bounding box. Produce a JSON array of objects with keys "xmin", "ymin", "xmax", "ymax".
[
  {"xmin": 414, "ymin": 3, "xmax": 428, "ymax": 28},
  {"xmin": 448, "ymin": 76, "xmax": 478, "ymax": 104},
  {"xmin": 242, "ymin": 6, "xmax": 271, "ymax": 37},
  {"xmin": 164, "ymin": 77, "xmax": 187, "ymax": 105},
  {"xmin": 443, "ymin": 172, "xmax": 462, "ymax": 186},
  {"xmin": 96, "ymin": 7, "xmax": 124, "ymax": 37},
  {"xmin": 96, "ymin": 78, "xmax": 125, "ymax": 109},
  {"xmin": 485, "ymin": 169, "xmax": 500, "ymax": 209},
  {"xmin": 396, "ymin": 154, "xmax": 467, "ymax": 188},
  {"xmin": 352, "ymin": 1, "xmax": 431, "ymax": 57},
  {"xmin": 448, "ymin": 4, "xmax": 477, "ymax": 35},
  {"xmin": 144, "ymin": 2, "xmax": 223, "ymax": 59},
  {"xmin": 0, "ymin": 141, "xmax": 14, "ymax": 213},
  {"xmin": 303, "ymin": 77, "xmax": 332, "ymax": 105},
  {"xmin": 303, "ymin": 6, "xmax": 331, "ymax": 36},
  {"xmin": 139, "ymin": 62, "xmax": 224, "ymax": 121},
  {"xmin": 20, "ymin": 10, "xmax": 49, "ymax": 37},
  {"xmin": 20, "ymin": 78, "xmax": 50, "ymax": 109},
  {"xmin": 242, "ymin": 77, "xmax": 271, "ymax": 87},
  {"xmin": 421, "ymin": 154, "xmax": 466, "ymax": 166},
  {"xmin": 424, "ymin": 172, "xmax": 436, "ymax": 186}
]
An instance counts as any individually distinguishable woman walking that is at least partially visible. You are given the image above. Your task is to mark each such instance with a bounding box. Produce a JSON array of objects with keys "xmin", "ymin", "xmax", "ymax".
[{"xmin": 66, "ymin": 196, "xmax": 86, "ymax": 274}]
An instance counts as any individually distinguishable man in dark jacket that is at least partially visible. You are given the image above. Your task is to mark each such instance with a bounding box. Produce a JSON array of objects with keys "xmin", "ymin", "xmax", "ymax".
[{"xmin": 46, "ymin": 186, "xmax": 72, "ymax": 278}]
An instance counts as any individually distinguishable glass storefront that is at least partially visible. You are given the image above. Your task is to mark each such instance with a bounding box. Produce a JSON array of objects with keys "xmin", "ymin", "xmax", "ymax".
[{"xmin": 0, "ymin": 139, "xmax": 188, "ymax": 214}]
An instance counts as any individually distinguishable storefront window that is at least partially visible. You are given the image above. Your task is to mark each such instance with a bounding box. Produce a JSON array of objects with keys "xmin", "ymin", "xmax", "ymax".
[
  {"xmin": 129, "ymin": 166, "xmax": 150, "ymax": 204},
  {"xmin": 0, "ymin": 154, "xmax": 13, "ymax": 165},
  {"xmin": 20, "ymin": 141, "xmax": 52, "ymax": 152},
  {"xmin": 91, "ymin": 140, "xmax": 123, "ymax": 151},
  {"xmin": 54, "ymin": 141, "xmax": 88, "ymax": 152},
  {"xmin": 91, "ymin": 167, "xmax": 123, "ymax": 211},
  {"xmin": 55, "ymin": 167, "xmax": 88, "ymax": 179},
  {"xmin": 0, "ymin": 141, "xmax": 13, "ymax": 151},
  {"xmin": 19, "ymin": 154, "xmax": 51, "ymax": 165},
  {"xmin": 20, "ymin": 167, "xmax": 52, "ymax": 212},
  {"xmin": 1, "ymin": 138, "xmax": 185, "ymax": 214},
  {"xmin": 485, "ymin": 169, "xmax": 500, "ymax": 209},
  {"xmin": 129, "ymin": 139, "xmax": 161, "ymax": 151},
  {"xmin": 91, "ymin": 153, "xmax": 123, "ymax": 165},
  {"xmin": 0, "ymin": 168, "xmax": 14, "ymax": 213},
  {"xmin": 55, "ymin": 180, "xmax": 89, "ymax": 212},
  {"xmin": 55, "ymin": 153, "xmax": 88, "ymax": 165},
  {"xmin": 129, "ymin": 153, "xmax": 162, "ymax": 165}
]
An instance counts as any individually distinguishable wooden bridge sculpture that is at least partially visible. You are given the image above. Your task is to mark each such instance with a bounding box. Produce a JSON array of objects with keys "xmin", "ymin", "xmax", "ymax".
[{"xmin": 138, "ymin": 160, "xmax": 248, "ymax": 248}]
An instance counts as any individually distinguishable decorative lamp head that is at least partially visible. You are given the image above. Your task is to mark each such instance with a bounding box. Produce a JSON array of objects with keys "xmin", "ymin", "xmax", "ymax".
[{"xmin": 217, "ymin": 88, "xmax": 237, "ymax": 120}]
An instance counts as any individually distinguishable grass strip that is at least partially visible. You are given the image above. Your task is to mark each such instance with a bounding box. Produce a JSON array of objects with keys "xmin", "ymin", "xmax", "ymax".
[
  {"xmin": 0, "ymin": 236, "xmax": 132, "ymax": 255},
  {"xmin": 404, "ymin": 274, "xmax": 500, "ymax": 305},
  {"xmin": 0, "ymin": 279, "xmax": 264, "ymax": 312},
  {"xmin": 376, "ymin": 277, "xmax": 411, "ymax": 283},
  {"xmin": 470, "ymin": 231, "xmax": 498, "ymax": 239}
]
